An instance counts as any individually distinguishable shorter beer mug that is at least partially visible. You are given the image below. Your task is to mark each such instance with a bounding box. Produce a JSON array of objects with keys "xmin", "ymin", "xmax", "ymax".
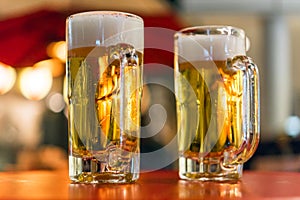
[{"xmin": 174, "ymin": 26, "xmax": 260, "ymax": 181}]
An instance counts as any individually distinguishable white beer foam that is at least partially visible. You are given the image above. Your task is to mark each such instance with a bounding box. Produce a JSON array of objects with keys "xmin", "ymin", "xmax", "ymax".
[
  {"xmin": 177, "ymin": 34, "xmax": 246, "ymax": 62},
  {"xmin": 67, "ymin": 11, "xmax": 144, "ymax": 51}
]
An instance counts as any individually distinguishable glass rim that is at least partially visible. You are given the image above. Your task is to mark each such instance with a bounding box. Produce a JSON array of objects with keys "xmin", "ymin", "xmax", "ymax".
[
  {"xmin": 67, "ymin": 10, "xmax": 143, "ymax": 23},
  {"xmin": 175, "ymin": 25, "xmax": 245, "ymax": 38}
]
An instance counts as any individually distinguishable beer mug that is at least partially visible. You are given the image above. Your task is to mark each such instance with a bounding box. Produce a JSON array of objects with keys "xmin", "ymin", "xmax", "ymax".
[
  {"xmin": 66, "ymin": 11, "xmax": 144, "ymax": 183},
  {"xmin": 174, "ymin": 26, "xmax": 260, "ymax": 181}
]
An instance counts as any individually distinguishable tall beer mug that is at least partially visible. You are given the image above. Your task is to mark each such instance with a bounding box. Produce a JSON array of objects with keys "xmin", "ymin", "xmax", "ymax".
[
  {"xmin": 66, "ymin": 11, "xmax": 144, "ymax": 183},
  {"xmin": 174, "ymin": 26, "xmax": 260, "ymax": 181}
]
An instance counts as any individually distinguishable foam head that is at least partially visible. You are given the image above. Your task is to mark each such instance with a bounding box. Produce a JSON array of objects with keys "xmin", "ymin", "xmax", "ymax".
[
  {"xmin": 175, "ymin": 26, "xmax": 246, "ymax": 62},
  {"xmin": 67, "ymin": 11, "xmax": 144, "ymax": 51}
]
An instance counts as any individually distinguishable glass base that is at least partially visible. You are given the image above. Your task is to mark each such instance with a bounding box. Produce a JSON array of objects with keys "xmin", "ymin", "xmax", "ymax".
[
  {"xmin": 179, "ymin": 156, "xmax": 243, "ymax": 182},
  {"xmin": 70, "ymin": 172, "xmax": 138, "ymax": 184},
  {"xmin": 69, "ymin": 155, "xmax": 139, "ymax": 184}
]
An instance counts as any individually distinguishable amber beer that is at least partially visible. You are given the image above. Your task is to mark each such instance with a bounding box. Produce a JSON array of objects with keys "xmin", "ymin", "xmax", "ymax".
[
  {"xmin": 176, "ymin": 60, "xmax": 243, "ymax": 154},
  {"xmin": 66, "ymin": 12, "xmax": 143, "ymax": 183},
  {"xmin": 175, "ymin": 26, "xmax": 260, "ymax": 181}
]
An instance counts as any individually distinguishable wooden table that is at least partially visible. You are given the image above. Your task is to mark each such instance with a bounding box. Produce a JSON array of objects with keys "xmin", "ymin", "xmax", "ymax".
[{"xmin": 0, "ymin": 170, "xmax": 300, "ymax": 199}]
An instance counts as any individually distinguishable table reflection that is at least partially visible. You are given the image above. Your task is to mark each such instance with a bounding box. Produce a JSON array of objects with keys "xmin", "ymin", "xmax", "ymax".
[
  {"xmin": 69, "ymin": 173, "xmax": 244, "ymax": 199},
  {"xmin": 178, "ymin": 180, "xmax": 242, "ymax": 199},
  {"xmin": 69, "ymin": 183, "xmax": 140, "ymax": 200}
]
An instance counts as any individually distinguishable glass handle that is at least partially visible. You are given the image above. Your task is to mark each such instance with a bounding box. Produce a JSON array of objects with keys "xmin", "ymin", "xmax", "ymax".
[
  {"xmin": 224, "ymin": 55, "xmax": 260, "ymax": 166},
  {"xmin": 243, "ymin": 56, "xmax": 260, "ymax": 162}
]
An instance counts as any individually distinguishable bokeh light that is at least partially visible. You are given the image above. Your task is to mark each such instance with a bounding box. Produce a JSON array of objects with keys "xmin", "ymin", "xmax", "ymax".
[
  {"xmin": 19, "ymin": 66, "xmax": 53, "ymax": 100},
  {"xmin": 47, "ymin": 41, "xmax": 66, "ymax": 63},
  {"xmin": 0, "ymin": 62, "xmax": 17, "ymax": 95},
  {"xmin": 285, "ymin": 115, "xmax": 300, "ymax": 137},
  {"xmin": 34, "ymin": 59, "xmax": 64, "ymax": 78},
  {"xmin": 46, "ymin": 92, "xmax": 65, "ymax": 113}
]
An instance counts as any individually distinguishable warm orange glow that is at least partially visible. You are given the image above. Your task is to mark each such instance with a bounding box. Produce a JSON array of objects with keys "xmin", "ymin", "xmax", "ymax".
[
  {"xmin": 47, "ymin": 41, "xmax": 66, "ymax": 63},
  {"xmin": 0, "ymin": 62, "xmax": 16, "ymax": 95},
  {"xmin": 34, "ymin": 59, "xmax": 64, "ymax": 78},
  {"xmin": 63, "ymin": 75, "xmax": 68, "ymax": 104},
  {"xmin": 19, "ymin": 66, "xmax": 53, "ymax": 100}
]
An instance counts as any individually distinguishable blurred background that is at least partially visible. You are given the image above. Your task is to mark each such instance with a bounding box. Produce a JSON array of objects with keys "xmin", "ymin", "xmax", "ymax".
[{"xmin": 1, "ymin": 0, "xmax": 300, "ymax": 172}]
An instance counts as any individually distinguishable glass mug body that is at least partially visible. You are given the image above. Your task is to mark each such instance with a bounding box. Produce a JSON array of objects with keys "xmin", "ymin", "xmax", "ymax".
[
  {"xmin": 174, "ymin": 26, "xmax": 260, "ymax": 181},
  {"xmin": 66, "ymin": 11, "xmax": 144, "ymax": 183}
]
